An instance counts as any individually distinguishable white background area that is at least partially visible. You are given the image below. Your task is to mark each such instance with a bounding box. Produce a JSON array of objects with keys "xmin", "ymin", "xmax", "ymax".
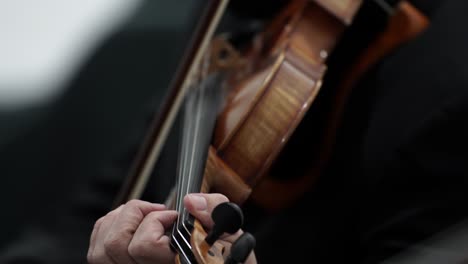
[{"xmin": 0, "ymin": 0, "xmax": 143, "ymax": 110}]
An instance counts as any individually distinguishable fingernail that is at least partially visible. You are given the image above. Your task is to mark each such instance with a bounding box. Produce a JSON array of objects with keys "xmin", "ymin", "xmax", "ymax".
[{"xmin": 188, "ymin": 194, "xmax": 207, "ymax": 211}]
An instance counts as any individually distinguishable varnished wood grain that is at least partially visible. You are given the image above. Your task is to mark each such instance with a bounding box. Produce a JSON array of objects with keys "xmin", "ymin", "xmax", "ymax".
[
  {"xmin": 203, "ymin": 147, "xmax": 252, "ymax": 204},
  {"xmin": 217, "ymin": 51, "xmax": 323, "ymax": 186},
  {"xmin": 209, "ymin": 1, "xmax": 340, "ymax": 200},
  {"xmin": 191, "ymin": 220, "xmax": 225, "ymax": 264},
  {"xmin": 251, "ymin": 1, "xmax": 429, "ymax": 211}
]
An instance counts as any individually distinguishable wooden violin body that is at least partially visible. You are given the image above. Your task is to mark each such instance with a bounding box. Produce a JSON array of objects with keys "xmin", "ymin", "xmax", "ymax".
[
  {"xmin": 203, "ymin": 0, "xmax": 362, "ymax": 208},
  {"xmin": 202, "ymin": 0, "xmax": 429, "ymax": 211}
]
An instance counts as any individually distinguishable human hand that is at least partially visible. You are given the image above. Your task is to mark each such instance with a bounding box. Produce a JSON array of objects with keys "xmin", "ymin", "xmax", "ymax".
[{"xmin": 87, "ymin": 193, "xmax": 256, "ymax": 264}]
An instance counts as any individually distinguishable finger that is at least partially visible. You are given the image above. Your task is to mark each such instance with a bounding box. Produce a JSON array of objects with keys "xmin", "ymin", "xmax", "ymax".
[
  {"xmin": 103, "ymin": 200, "xmax": 166, "ymax": 264},
  {"xmin": 88, "ymin": 206, "xmax": 123, "ymax": 263},
  {"xmin": 88, "ymin": 204, "xmax": 126, "ymax": 256},
  {"xmin": 183, "ymin": 193, "xmax": 229, "ymax": 229},
  {"xmin": 128, "ymin": 210, "xmax": 178, "ymax": 264}
]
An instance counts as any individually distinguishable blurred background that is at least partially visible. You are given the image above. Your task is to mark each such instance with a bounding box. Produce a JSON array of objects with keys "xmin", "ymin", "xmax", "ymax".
[
  {"xmin": 0, "ymin": 0, "xmax": 214, "ymax": 262},
  {"xmin": 0, "ymin": 0, "xmax": 287, "ymax": 261},
  {"xmin": 2, "ymin": 1, "xmax": 467, "ymax": 263}
]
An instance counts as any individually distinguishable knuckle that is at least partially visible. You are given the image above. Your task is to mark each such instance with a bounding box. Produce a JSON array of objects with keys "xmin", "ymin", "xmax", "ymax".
[
  {"xmin": 146, "ymin": 211, "xmax": 161, "ymax": 221},
  {"xmin": 104, "ymin": 205, "xmax": 122, "ymax": 219},
  {"xmin": 128, "ymin": 239, "xmax": 148, "ymax": 259},
  {"xmin": 148, "ymin": 236, "xmax": 167, "ymax": 249},
  {"xmin": 87, "ymin": 251, "xmax": 105, "ymax": 264},
  {"xmin": 104, "ymin": 234, "xmax": 126, "ymax": 253},
  {"xmin": 94, "ymin": 216, "xmax": 105, "ymax": 227},
  {"xmin": 126, "ymin": 199, "xmax": 142, "ymax": 208},
  {"xmin": 106, "ymin": 210, "xmax": 118, "ymax": 217},
  {"xmin": 128, "ymin": 236, "xmax": 166, "ymax": 260},
  {"xmin": 86, "ymin": 251, "xmax": 94, "ymax": 263}
]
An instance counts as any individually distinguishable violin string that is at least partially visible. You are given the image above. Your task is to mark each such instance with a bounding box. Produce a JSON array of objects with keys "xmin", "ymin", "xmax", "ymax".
[
  {"xmin": 173, "ymin": 43, "xmax": 227, "ymax": 241},
  {"xmin": 174, "ymin": 90, "xmax": 189, "ymax": 230},
  {"xmin": 174, "ymin": 52, "xmax": 203, "ymax": 229},
  {"xmin": 178, "ymin": 46, "xmax": 212, "ymax": 226},
  {"xmin": 171, "ymin": 23, "xmax": 212, "ymax": 226},
  {"xmin": 179, "ymin": 85, "xmax": 199, "ymax": 221},
  {"xmin": 183, "ymin": 81, "xmax": 205, "ymax": 227}
]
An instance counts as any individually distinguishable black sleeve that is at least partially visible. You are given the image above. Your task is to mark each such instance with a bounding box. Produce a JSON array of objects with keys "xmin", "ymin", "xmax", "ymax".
[{"xmin": 358, "ymin": 94, "xmax": 468, "ymax": 263}]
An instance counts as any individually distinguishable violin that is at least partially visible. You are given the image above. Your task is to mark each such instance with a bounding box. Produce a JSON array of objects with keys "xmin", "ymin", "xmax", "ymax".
[{"xmin": 113, "ymin": 0, "xmax": 429, "ymax": 263}]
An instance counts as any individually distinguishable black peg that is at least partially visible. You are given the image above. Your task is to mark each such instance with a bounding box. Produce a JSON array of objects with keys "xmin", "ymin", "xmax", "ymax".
[
  {"xmin": 225, "ymin": 232, "xmax": 256, "ymax": 264},
  {"xmin": 205, "ymin": 202, "xmax": 244, "ymax": 245}
]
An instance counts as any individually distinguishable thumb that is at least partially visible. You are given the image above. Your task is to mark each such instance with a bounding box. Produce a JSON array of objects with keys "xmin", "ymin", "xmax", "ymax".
[{"xmin": 184, "ymin": 193, "xmax": 229, "ymax": 228}]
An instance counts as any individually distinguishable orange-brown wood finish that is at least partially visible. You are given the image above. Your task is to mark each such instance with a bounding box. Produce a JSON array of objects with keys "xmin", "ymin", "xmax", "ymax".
[
  {"xmin": 204, "ymin": 0, "xmax": 361, "ymax": 207},
  {"xmin": 186, "ymin": 2, "xmax": 358, "ymax": 261},
  {"xmin": 174, "ymin": 220, "xmax": 225, "ymax": 264},
  {"xmin": 201, "ymin": 0, "xmax": 430, "ymax": 212},
  {"xmin": 191, "ymin": 220, "xmax": 226, "ymax": 264},
  {"xmin": 249, "ymin": 1, "xmax": 430, "ymax": 211}
]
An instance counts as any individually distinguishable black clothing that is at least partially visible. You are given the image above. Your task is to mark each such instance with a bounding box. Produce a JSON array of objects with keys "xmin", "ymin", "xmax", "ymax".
[
  {"xmin": 1, "ymin": 0, "xmax": 467, "ymax": 263},
  {"xmin": 248, "ymin": 0, "xmax": 468, "ymax": 263},
  {"xmin": 0, "ymin": 4, "xmax": 190, "ymax": 261}
]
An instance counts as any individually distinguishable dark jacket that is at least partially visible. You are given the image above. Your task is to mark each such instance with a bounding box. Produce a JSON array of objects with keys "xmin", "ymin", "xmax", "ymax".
[
  {"xmin": 1, "ymin": 0, "xmax": 467, "ymax": 263},
  {"xmin": 251, "ymin": 0, "xmax": 468, "ymax": 263}
]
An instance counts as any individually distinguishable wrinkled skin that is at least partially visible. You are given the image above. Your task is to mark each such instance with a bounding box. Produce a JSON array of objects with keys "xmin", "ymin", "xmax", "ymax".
[{"xmin": 87, "ymin": 193, "xmax": 256, "ymax": 264}]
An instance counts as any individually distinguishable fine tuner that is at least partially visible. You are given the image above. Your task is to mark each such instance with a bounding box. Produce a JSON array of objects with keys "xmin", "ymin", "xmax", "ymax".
[
  {"xmin": 184, "ymin": 202, "xmax": 256, "ymax": 264},
  {"xmin": 205, "ymin": 202, "xmax": 244, "ymax": 245},
  {"xmin": 225, "ymin": 232, "xmax": 256, "ymax": 264}
]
